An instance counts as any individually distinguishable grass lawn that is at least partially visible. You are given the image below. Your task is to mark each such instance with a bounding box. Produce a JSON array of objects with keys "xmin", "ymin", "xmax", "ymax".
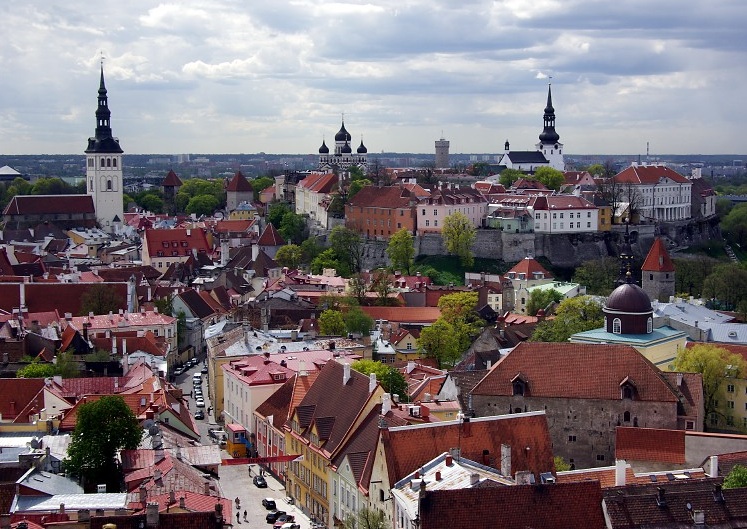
[{"xmin": 414, "ymin": 255, "xmax": 509, "ymax": 285}]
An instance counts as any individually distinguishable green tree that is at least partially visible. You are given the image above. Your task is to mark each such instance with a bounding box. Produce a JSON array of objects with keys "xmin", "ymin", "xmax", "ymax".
[
  {"xmin": 32, "ymin": 177, "xmax": 76, "ymax": 195},
  {"xmin": 533, "ymin": 166, "xmax": 565, "ymax": 191},
  {"xmin": 387, "ymin": 228, "xmax": 415, "ymax": 275},
  {"xmin": 311, "ymin": 248, "xmax": 340, "ymax": 275},
  {"xmin": 329, "ymin": 226, "xmax": 364, "ymax": 276},
  {"xmin": 526, "ymin": 288, "xmax": 563, "ymax": 316},
  {"xmin": 672, "ymin": 344, "xmax": 747, "ymax": 429},
  {"xmin": 348, "ymin": 165, "xmax": 367, "ymax": 182},
  {"xmin": 80, "ymin": 284, "xmax": 125, "ymax": 316},
  {"xmin": 499, "ymin": 169, "xmax": 524, "ymax": 188},
  {"xmin": 137, "ymin": 192, "xmax": 164, "ymax": 214},
  {"xmin": 342, "ymin": 506, "xmax": 386, "ymax": 529},
  {"xmin": 175, "ymin": 178, "xmax": 225, "ymax": 212},
  {"xmin": 721, "ymin": 203, "xmax": 747, "ymax": 247},
  {"xmin": 185, "ymin": 194, "xmax": 219, "ymax": 216},
  {"xmin": 17, "ymin": 360, "xmax": 55, "ymax": 378},
  {"xmin": 279, "ymin": 211, "xmax": 306, "ymax": 244},
  {"xmin": 122, "ymin": 193, "xmax": 135, "ymax": 210},
  {"xmin": 344, "ymin": 306, "xmax": 374, "ymax": 336},
  {"xmin": 723, "ymin": 464, "xmax": 747, "ymax": 489},
  {"xmin": 372, "ymin": 270, "xmax": 398, "ymax": 306},
  {"xmin": 153, "ymin": 295, "xmax": 175, "ymax": 316},
  {"xmin": 6, "ymin": 177, "xmax": 33, "ymax": 198},
  {"xmin": 437, "ymin": 292, "xmax": 484, "ymax": 354},
  {"xmin": 350, "ymin": 359, "xmax": 407, "ymax": 400},
  {"xmin": 716, "ymin": 198, "xmax": 733, "ymax": 218},
  {"xmin": 268, "ymin": 202, "xmax": 292, "ymax": 228},
  {"xmin": 554, "ymin": 456, "xmax": 571, "ymax": 472},
  {"xmin": 63, "ymin": 395, "xmax": 142, "ymax": 491},
  {"xmin": 54, "ymin": 350, "xmax": 80, "ymax": 378},
  {"xmin": 442, "ymin": 211, "xmax": 476, "ymax": 267},
  {"xmin": 251, "ymin": 176, "xmax": 275, "ymax": 194},
  {"xmin": 418, "ymin": 319, "xmax": 461, "ymax": 368},
  {"xmin": 530, "ymin": 296, "xmax": 604, "ymax": 342},
  {"xmin": 275, "ymin": 244, "xmax": 303, "ymax": 269},
  {"xmin": 301, "ymin": 237, "xmax": 323, "ymax": 263},
  {"xmin": 318, "ymin": 309, "xmax": 346, "ymax": 336},
  {"xmin": 702, "ymin": 263, "xmax": 747, "ymax": 311},
  {"xmin": 572, "ymin": 257, "xmax": 620, "ymax": 296}
]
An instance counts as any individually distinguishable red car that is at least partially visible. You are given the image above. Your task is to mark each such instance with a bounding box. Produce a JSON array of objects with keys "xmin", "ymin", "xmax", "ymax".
[{"xmin": 273, "ymin": 514, "xmax": 295, "ymax": 528}]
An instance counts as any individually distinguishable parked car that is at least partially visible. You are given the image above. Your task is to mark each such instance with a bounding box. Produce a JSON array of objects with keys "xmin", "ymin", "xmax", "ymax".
[
  {"xmin": 253, "ymin": 475, "xmax": 268, "ymax": 488},
  {"xmin": 261, "ymin": 498, "xmax": 276, "ymax": 510},
  {"xmin": 279, "ymin": 524, "xmax": 300, "ymax": 529},
  {"xmin": 173, "ymin": 367, "xmax": 184, "ymax": 376},
  {"xmin": 201, "ymin": 366, "xmax": 208, "ymax": 373},
  {"xmin": 273, "ymin": 514, "xmax": 295, "ymax": 528},
  {"xmin": 195, "ymin": 398, "xmax": 205, "ymax": 408},
  {"xmin": 194, "ymin": 409, "xmax": 204, "ymax": 420},
  {"xmin": 208, "ymin": 428, "xmax": 226, "ymax": 440},
  {"xmin": 266, "ymin": 510, "xmax": 286, "ymax": 523}
]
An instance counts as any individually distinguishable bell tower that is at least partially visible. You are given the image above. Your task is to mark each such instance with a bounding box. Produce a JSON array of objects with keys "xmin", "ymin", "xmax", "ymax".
[{"xmin": 85, "ymin": 63, "xmax": 124, "ymax": 232}]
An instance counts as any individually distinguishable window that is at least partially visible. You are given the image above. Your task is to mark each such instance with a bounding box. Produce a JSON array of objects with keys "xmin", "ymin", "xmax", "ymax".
[
  {"xmin": 612, "ymin": 318, "xmax": 621, "ymax": 334},
  {"xmin": 727, "ymin": 384, "xmax": 735, "ymax": 393},
  {"xmin": 425, "ymin": 220, "xmax": 429, "ymax": 227},
  {"xmin": 421, "ymin": 209, "xmax": 426, "ymax": 215},
  {"xmin": 623, "ymin": 411, "xmax": 631, "ymax": 422},
  {"xmin": 568, "ymin": 435, "xmax": 576, "ymax": 442},
  {"xmin": 685, "ymin": 420, "xmax": 695, "ymax": 430},
  {"xmin": 587, "ymin": 212, "xmax": 591, "ymax": 217},
  {"xmin": 434, "ymin": 209, "xmax": 438, "ymax": 215},
  {"xmin": 647, "ymin": 318, "xmax": 653, "ymax": 333},
  {"xmin": 512, "ymin": 380, "xmax": 526, "ymax": 396},
  {"xmin": 560, "ymin": 213, "xmax": 564, "ymax": 218},
  {"xmin": 553, "ymin": 213, "xmax": 557, "ymax": 219},
  {"xmin": 107, "ymin": 179, "xmax": 112, "ymax": 190},
  {"xmin": 434, "ymin": 220, "xmax": 438, "ymax": 227},
  {"xmin": 113, "ymin": 158, "xmax": 117, "ymax": 168},
  {"xmin": 577, "ymin": 222, "xmax": 581, "ymax": 228},
  {"xmin": 587, "ymin": 222, "xmax": 591, "ymax": 228},
  {"xmin": 727, "ymin": 416, "xmax": 734, "ymax": 426},
  {"xmin": 596, "ymin": 454, "xmax": 605, "ymax": 461},
  {"xmin": 727, "ymin": 401, "xmax": 734, "ymax": 409}
]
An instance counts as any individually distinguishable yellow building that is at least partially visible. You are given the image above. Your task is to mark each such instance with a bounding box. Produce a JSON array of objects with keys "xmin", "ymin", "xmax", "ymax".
[{"xmin": 285, "ymin": 360, "xmax": 383, "ymax": 525}]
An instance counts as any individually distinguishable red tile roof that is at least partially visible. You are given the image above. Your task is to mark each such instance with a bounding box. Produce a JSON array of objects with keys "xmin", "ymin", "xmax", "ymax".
[
  {"xmin": 361, "ymin": 306, "xmax": 441, "ymax": 324},
  {"xmin": 0, "ymin": 379, "xmax": 46, "ymax": 421},
  {"xmin": 257, "ymin": 222, "xmax": 285, "ymax": 246},
  {"xmin": 297, "ymin": 172, "xmax": 338, "ymax": 193},
  {"xmin": 222, "ymin": 356, "xmax": 296, "ymax": 387},
  {"xmin": 506, "ymin": 257, "xmax": 553, "ymax": 278},
  {"xmin": 144, "ymin": 228, "xmax": 210, "ymax": 258},
  {"xmin": 382, "ymin": 412, "xmax": 555, "ymax": 483},
  {"xmin": 0, "ymin": 282, "xmax": 129, "ymax": 315},
  {"xmin": 614, "ymin": 164, "xmax": 690, "ymax": 185},
  {"xmin": 161, "ymin": 169, "xmax": 183, "ymax": 187},
  {"xmin": 615, "ymin": 426, "xmax": 686, "ymax": 464},
  {"xmin": 641, "ymin": 238, "xmax": 675, "ymax": 272},
  {"xmin": 226, "ymin": 171, "xmax": 252, "ymax": 192},
  {"xmin": 472, "ymin": 342, "xmax": 679, "ymax": 402},
  {"xmin": 419, "ymin": 481, "xmax": 605, "ymax": 529},
  {"xmin": 2, "ymin": 194, "xmax": 95, "ymax": 215}
]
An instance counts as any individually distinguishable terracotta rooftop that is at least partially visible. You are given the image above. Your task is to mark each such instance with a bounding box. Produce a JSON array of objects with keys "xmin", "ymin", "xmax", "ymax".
[
  {"xmin": 506, "ymin": 257, "xmax": 553, "ymax": 279},
  {"xmin": 2, "ymin": 194, "xmax": 95, "ymax": 215},
  {"xmin": 226, "ymin": 170, "xmax": 252, "ymax": 192},
  {"xmin": 614, "ymin": 164, "xmax": 690, "ymax": 185},
  {"xmin": 641, "ymin": 238, "xmax": 675, "ymax": 272},
  {"xmin": 257, "ymin": 222, "xmax": 285, "ymax": 246},
  {"xmin": 161, "ymin": 169, "xmax": 183, "ymax": 187},
  {"xmin": 615, "ymin": 426, "xmax": 686, "ymax": 464}
]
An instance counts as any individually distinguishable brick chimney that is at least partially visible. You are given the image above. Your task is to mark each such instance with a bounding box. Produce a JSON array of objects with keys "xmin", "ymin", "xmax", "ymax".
[
  {"xmin": 146, "ymin": 502, "xmax": 160, "ymax": 527},
  {"xmin": 445, "ymin": 454, "xmax": 453, "ymax": 466}
]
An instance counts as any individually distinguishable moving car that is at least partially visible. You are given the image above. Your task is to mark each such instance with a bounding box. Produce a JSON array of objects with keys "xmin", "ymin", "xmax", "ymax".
[
  {"xmin": 201, "ymin": 366, "xmax": 208, "ymax": 374},
  {"xmin": 266, "ymin": 510, "xmax": 287, "ymax": 523},
  {"xmin": 261, "ymin": 498, "xmax": 276, "ymax": 510},
  {"xmin": 194, "ymin": 409, "xmax": 204, "ymax": 420},
  {"xmin": 253, "ymin": 475, "xmax": 268, "ymax": 488}
]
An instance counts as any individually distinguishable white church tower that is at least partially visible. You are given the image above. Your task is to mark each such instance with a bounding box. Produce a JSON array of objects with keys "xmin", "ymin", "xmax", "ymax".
[
  {"xmin": 535, "ymin": 83, "xmax": 565, "ymax": 171},
  {"xmin": 85, "ymin": 64, "xmax": 124, "ymax": 232}
]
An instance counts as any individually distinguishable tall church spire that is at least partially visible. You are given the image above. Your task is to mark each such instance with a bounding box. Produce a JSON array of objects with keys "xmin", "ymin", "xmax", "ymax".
[
  {"xmin": 538, "ymin": 83, "xmax": 560, "ymax": 144},
  {"xmin": 86, "ymin": 65, "xmax": 123, "ymax": 154}
]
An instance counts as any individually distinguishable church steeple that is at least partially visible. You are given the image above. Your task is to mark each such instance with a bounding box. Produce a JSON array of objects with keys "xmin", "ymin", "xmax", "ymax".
[
  {"xmin": 86, "ymin": 65, "xmax": 123, "ymax": 154},
  {"xmin": 538, "ymin": 83, "xmax": 560, "ymax": 144}
]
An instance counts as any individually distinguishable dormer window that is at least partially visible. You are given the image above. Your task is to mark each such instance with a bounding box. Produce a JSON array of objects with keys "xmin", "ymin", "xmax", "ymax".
[
  {"xmin": 620, "ymin": 377, "xmax": 637, "ymax": 400},
  {"xmin": 511, "ymin": 373, "xmax": 528, "ymax": 396}
]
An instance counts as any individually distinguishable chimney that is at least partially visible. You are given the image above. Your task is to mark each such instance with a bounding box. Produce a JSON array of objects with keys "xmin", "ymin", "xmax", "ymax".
[
  {"xmin": 369, "ymin": 372, "xmax": 377, "ymax": 393},
  {"xmin": 299, "ymin": 360, "xmax": 308, "ymax": 377},
  {"xmin": 713, "ymin": 483, "xmax": 725, "ymax": 503},
  {"xmin": 169, "ymin": 490, "xmax": 176, "ymax": 504},
  {"xmin": 179, "ymin": 496, "xmax": 186, "ymax": 509},
  {"xmin": 146, "ymin": 502, "xmax": 160, "ymax": 527},
  {"xmin": 112, "ymin": 337, "xmax": 117, "ymax": 356},
  {"xmin": 382, "ymin": 393, "xmax": 392, "ymax": 415},
  {"xmin": 204, "ymin": 482, "xmax": 211, "ymax": 496},
  {"xmin": 692, "ymin": 510, "xmax": 705, "ymax": 527},
  {"xmin": 343, "ymin": 363, "xmax": 351, "ymax": 385},
  {"xmin": 59, "ymin": 503, "xmax": 65, "ymax": 516},
  {"xmin": 461, "ymin": 416, "xmax": 471, "ymax": 437},
  {"xmin": 470, "ymin": 473, "xmax": 480, "ymax": 485},
  {"xmin": 709, "ymin": 455, "xmax": 719, "ymax": 478},
  {"xmin": 656, "ymin": 487, "xmax": 666, "ymax": 507},
  {"xmin": 77, "ymin": 510, "xmax": 90, "ymax": 522},
  {"xmin": 407, "ymin": 360, "xmax": 415, "ymax": 373},
  {"xmin": 515, "ymin": 470, "xmax": 532, "ymax": 485},
  {"xmin": 445, "ymin": 454, "xmax": 453, "ymax": 466},
  {"xmin": 501, "ymin": 444, "xmax": 511, "ymax": 477},
  {"xmin": 176, "ymin": 445, "xmax": 182, "ymax": 460},
  {"xmin": 676, "ymin": 373, "xmax": 684, "ymax": 387},
  {"xmin": 615, "ymin": 459, "xmax": 626, "ymax": 486},
  {"xmin": 435, "ymin": 471, "xmax": 442, "ymax": 481},
  {"xmin": 139, "ymin": 483, "xmax": 147, "ymax": 504}
]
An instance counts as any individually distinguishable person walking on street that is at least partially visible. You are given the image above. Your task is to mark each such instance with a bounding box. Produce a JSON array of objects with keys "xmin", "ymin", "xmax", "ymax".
[
  {"xmin": 243, "ymin": 510, "xmax": 247, "ymax": 522},
  {"xmin": 236, "ymin": 511, "xmax": 241, "ymax": 524}
]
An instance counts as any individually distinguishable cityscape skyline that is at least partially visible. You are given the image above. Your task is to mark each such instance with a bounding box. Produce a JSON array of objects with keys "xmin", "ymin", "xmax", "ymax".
[{"xmin": 1, "ymin": 1, "xmax": 746, "ymax": 156}]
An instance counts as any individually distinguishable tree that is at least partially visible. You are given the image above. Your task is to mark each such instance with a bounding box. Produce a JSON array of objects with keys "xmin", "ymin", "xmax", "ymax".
[
  {"xmin": 175, "ymin": 178, "xmax": 225, "ymax": 212},
  {"xmin": 80, "ymin": 284, "xmax": 125, "ymax": 316},
  {"xmin": 372, "ymin": 269, "xmax": 398, "ymax": 306},
  {"xmin": 437, "ymin": 292, "xmax": 484, "ymax": 354},
  {"xmin": 526, "ymin": 288, "xmax": 563, "ymax": 316},
  {"xmin": 344, "ymin": 306, "xmax": 374, "ymax": 336},
  {"xmin": 268, "ymin": 202, "xmax": 292, "ymax": 228},
  {"xmin": 185, "ymin": 194, "xmax": 219, "ymax": 217},
  {"xmin": 251, "ymin": 176, "xmax": 275, "ymax": 194},
  {"xmin": 554, "ymin": 456, "xmax": 572, "ymax": 472},
  {"xmin": 499, "ymin": 169, "xmax": 524, "ymax": 188},
  {"xmin": 702, "ymin": 263, "xmax": 747, "ymax": 311},
  {"xmin": 32, "ymin": 177, "xmax": 76, "ymax": 195},
  {"xmin": 597, "ymin": 177, "xmax": 624, "ymax": 224},
  {"xmin": 279, "ymin": 211, "xmax": 306, "ymax": 244},
  {"xmin": 533, "ymin": 166, "xmax": 565, "ymax": 191},
  {"xmin": 387, "ymin": 228, "xmax": 415, "ymax": 275},
  {"xmin": 342, "ymin": 506, "xmax": 386, "ymax": 529},
  {"xmin": 721, "ymin": 203, "xmax": 747, "ymax": 247},
  {"xmin": 311, "ymin": 248, "xmax": 340, "ymax": 275},
  {"xmin": 329, "ymin": 226, "xmax": 364, "ymax": 277},
  {"xmin": 17, "ymin": 360, "xmax": 55, "ymax": 378},
  {"xmin": 572, "ymin": 257, "xmax": 620, "ymax": 296},
  {"xmin": 442, "ymin": 211, "xmax": 476, "ymax": 267},
  {"xmin": 530, "ymin": 296, "xmax": 604, "ymax": 342},
  {"xmin": 54, "ymin": 349, "xmax": 80, "ymax": 378},
  {"xmin": 64, "ymin": 395, "xmax": 142, "ymax": 491},
  {"xmin": 350, "ymin": 359, "xmax": 407, "ymax": 398},
  {"xmin": 418, "ymin": 319, "xmax": 461, "ymax": 368},
  {"xmin": 347, "ymin": 179, "xmax": 371, "ymax": 201},
  {"xmin": 137, "ymin": 192, "xmax": 164, "ymax": 214},
  {"xmin": 723, "ymin": 465, "xmax": 747, "ymax": 489},
  {"xmin": 301, "ymin": 237, "xmax": 323, "ymax": 263},
  {"xmin": 318, "ymin": 309, "xmax": 346, "ymax": 336},
  {"xmin": 275, "ymin": 244, "xmax": 303, "ymax": 269},
  {"xmin": 672, "ymin": 344, "xmax": 747, "ymax": 429}
]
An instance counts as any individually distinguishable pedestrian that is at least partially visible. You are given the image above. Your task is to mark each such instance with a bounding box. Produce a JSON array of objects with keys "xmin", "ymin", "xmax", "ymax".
[
  {"xmin": 243, "ymin": 510, "xmax": 247, "ymax": 522},
  {"xmin": 248, "ymin": 465, "xmax": 252, "ymax": 476},
  {"xmin": 236, "ymin": 511, "xmax": 241, "ymax": 524}
]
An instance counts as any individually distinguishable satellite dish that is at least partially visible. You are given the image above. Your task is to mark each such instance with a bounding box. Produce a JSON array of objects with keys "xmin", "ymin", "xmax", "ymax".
[
  {"xmin": 30, "ymin": 438, "xmax": 40, "ymax": 449},
  {"xmin": 148, "ymin": 424, "xmax": 161, "ymax": 437},
  {"xmin": 686, "ymin": 502, "xmax": 692, "ymax": 511},
  {"xmin": 213, "ymin": 210, "xmax": 225, "ymax": 220},
  {"xmin": 143, "ymin": 419, "xmax": 155, "ymax": 430}
]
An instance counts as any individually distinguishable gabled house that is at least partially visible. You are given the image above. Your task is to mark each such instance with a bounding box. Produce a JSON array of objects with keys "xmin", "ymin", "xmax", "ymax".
[
  {"xmin": 225, "ymin": 171, "xmax": 253, "ymax": 212},
  {"xmin": 295, "ymin": 172, "xmax": 338, "ymax": 229},
  {"xmin": 141, "ymin": 228, "xmax": 211, "ymax": 271}
]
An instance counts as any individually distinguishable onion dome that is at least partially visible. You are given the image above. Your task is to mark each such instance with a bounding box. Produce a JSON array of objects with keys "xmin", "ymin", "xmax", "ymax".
[
  {"xmin": 357, "ymin": 140, "xmax": 367, "ymax": 154},
  {"xmin": 335, "ymin": 120, "xmax": 351, "ymax": 142},
  {"xmin": 341, "ymin": 140, "xmax": 352, "ymax": 154},
  {"xmin": 319, "ymin": 140, "xmax": 329, "ymax": 154}
]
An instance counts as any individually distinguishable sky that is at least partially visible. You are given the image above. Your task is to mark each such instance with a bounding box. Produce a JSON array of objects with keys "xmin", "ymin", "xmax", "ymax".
[{"xmin": 1, "ymin": 1, "xmax": 746, "ymax": 156}]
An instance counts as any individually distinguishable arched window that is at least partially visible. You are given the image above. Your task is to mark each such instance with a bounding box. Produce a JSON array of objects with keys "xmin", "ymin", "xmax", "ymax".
[
  {"xmin": 89, "ymin": 179, "xmax": 94, "ymax": 192},
  {"xmin": 512, "ymin": 381, "xmax": 525, "ymax": 396},
  {"xmin": 647, "ymin": 318, "xmax": 653, "ymax": 333},
  {"xmin": 106, "ymin": 158, "xmax": 111, "ymax": 167},
  {"xmin": 622, "ymin": 385, "xmax": 634, "ymax": 400},
  {"xmin": 112, "ymin": 158, "xmax": 117, "ymax": 168},
  {"xmin": 612, "ymin": 318, "xmax": 622, "ymax": 334},
  {"xmin": 623, "ymin": 411, "xmax": 631, "ymax": 422},
  {"xmin": 107, "ymin": 179, "xmax": 112, "ymax": 191}
]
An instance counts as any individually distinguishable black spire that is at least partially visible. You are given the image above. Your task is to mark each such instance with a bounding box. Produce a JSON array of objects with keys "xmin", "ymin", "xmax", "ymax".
[
  {"xmin": 538, "ymin": 83, "xmax": 560, "ymax": 144},
  {"xmin": 85, "ymin": 65, "xmax": 123, "ymax": 154},
  {"xmin": 617, "ymin": 221, "xmax": 635, "ymax": 285}
]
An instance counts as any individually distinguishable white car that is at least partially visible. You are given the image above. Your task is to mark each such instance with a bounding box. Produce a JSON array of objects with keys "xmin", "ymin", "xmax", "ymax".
[{"xmin": 195, "ymin": 398, "xmax": 205, "ymax": 408}]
